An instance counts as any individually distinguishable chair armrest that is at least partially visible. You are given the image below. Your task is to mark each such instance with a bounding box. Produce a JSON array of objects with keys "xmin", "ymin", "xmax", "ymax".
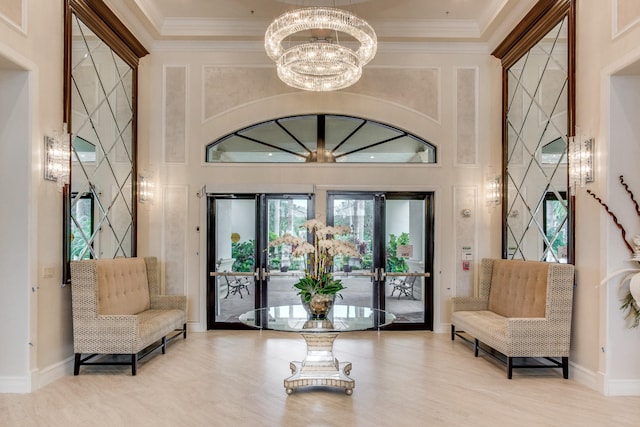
[
  {"xmin": 72, "ymin": 315, "xmax": 140, "ymax": 353},
  {"xmin": 75, "ymin": 314, "xmax": 139, "ymax": 333},
  {"xmin": 150, "ymin": 295, "xmax": 187, "ymax": 311},
  {"xmin": 506, "ymin": 317, "xmax": 571, "ymax": 355},
  {"xmin": 452, "ymin": 296, "xmax": 488, "ymax": 312}
]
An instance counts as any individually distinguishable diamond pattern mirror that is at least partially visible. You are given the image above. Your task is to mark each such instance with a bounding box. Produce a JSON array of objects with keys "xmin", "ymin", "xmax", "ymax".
[
  {"xmin": 506, "ymin": 18, "xmax": 569, "ymax": 262},
  {"xmin": 70, "ymin": 15, "xmax": 134, "ymax": 260},
  {"xmin": 495, "ymin": 0, "xmax": 575, "ymax": 263},
  {"xmin": 64, "ymin": 0, "xmax": 147, "ymax": 276}
]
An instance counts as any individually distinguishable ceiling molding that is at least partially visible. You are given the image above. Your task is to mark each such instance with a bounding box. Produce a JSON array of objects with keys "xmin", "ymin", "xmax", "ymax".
[
  {"xmin": 158, "ymin": 17, "xmax": 483, "ymax": 40},
  {"xmin": 372, "ymin": 19, "xmax": 481, "ymax": 39},
  {"xmin": 161, "ymin": 17, "xmax": 269, "ymax": 38},
  {"xmin": 151, "ymin": 40, "xmax": 490, "ymax": 55},
  {"xmin": 130, "ymin": 0, "xmax": 164, "ymax": 32}
]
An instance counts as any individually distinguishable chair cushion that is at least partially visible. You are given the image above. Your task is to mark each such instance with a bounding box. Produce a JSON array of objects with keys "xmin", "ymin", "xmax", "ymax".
[
  {"xmin": 487, "ymin": 259, "xmax": 548, "ymax": 318},
  {"xmin": 96, "ymin": 258, "xmax": 151, "ymax": 315}
]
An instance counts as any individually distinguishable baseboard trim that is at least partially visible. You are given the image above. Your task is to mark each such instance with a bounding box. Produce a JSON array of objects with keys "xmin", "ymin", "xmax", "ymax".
[
  {"xmin": 31, "ymin": 356, "xmax": 75, "ymax": 391},
  {"xmin": 188, "ymin": 320, "xmax": 206, "ymax": 333},
  {"xmin": 597, "ymin": 371, "xmax": 640, "ymax": 396},
  {"xmin": 0, "ymin": 375, "xmax": 30, "ymax": 394},
  {"xmin": 567, "ymin": 361, "xmax": 598, "ymax": 390}
]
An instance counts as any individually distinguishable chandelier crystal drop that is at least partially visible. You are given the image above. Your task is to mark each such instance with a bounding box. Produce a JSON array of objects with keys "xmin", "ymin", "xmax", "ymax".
[{"xmin": 265, "ymin": 7, "xmax": 377, "ymax": 91}]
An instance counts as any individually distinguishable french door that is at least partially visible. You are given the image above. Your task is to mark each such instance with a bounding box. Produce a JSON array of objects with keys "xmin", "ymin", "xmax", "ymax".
[
  {"xmin": 327, "ymin": 192, "xmax": 434, "ymax": 330},
  {"xmin": 207, "ymin": 191, "xmax": 434, "ymax": 330},
  {"xmin": 207, "ymin": 193, "xmax": 313, "ymax": 329}
]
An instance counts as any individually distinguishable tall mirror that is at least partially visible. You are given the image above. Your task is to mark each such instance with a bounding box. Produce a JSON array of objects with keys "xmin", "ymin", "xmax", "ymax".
[
  {"xmin": 493, "ymin": 0, "xmax": 575, "ymax": 263},
  {"xmin": 63, "ymin": 0, "xmax": 148, "ymax": 277}
]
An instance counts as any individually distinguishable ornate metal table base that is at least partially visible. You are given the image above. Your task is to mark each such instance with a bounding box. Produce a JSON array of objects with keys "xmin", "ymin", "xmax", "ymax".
[{"xmin": 284, "ymin": 332, "xmax": 355, "ymax": 395}]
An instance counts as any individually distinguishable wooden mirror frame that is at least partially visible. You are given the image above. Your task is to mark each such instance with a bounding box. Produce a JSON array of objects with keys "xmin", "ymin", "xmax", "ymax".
[{"xmin": 492, "ymin": 0, "xmax": 576, "ymax": 263}]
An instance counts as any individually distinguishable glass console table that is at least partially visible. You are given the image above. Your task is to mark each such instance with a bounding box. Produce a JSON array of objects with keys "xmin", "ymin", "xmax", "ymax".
[{"xmin": 239, "ymin": 305, "xmax": 395, "ymax": 395}]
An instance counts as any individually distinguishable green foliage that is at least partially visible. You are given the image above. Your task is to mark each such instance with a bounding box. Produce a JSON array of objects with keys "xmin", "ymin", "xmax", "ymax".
[
  {"xmin": 361, "ymin": 253, "xmax": 373, "ymax": 269},
  {"xmin": 269, "ymin": 258, "xmax": 281, "ymax": 269},
  {"xmin": 290, "ymin": 259, "xmax": 303, "ymax": 270},
  {"xmin": 621, "ymin": 292, "xmax": 640, "ymax": 328},
  {"xmin": 386, "ymin": 232, "xmax": 410, "ymax": 272},
  {"xmin": 70, "ymin": 200, "xmax": 93, "ymax": 260},
  {"xmin": 294, "ymin": 274, "xmax": 345, "ymax": 302},
  {"xmin": 232, "ymin": 240, "xmax": 255, "ymax": 272}
]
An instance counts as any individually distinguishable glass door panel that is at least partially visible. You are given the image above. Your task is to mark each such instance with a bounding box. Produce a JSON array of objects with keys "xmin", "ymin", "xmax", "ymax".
[
  {"xmin": 209, "ymin": 197, "xmax": 257, "ymax": 325},
  {"xmin": 383, "ymin": 197, "xmax": 428, "ymax": 325},
  {"xmin": 329, "ymin": 196, "xmax": 376, "ymax": 308},
  {"xmin": 328, "ymin": 192, "xmax": 434, "ymax": 329},
  {"xmin": 264, "ymin": 196, "xmax": 313, "ymax": 307}
]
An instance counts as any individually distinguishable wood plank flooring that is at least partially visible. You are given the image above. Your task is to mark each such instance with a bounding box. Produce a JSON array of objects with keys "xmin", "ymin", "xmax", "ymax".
[{"xmin": 1, "ymin": 330, "xmax": 638, "ymax": 426}]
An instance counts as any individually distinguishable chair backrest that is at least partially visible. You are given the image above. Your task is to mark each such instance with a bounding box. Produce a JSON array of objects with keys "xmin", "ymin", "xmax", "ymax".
[
  {"xmin": 71, "ymin": 257, "xmax": 153, "ymax": 317},
  {"xmin": 481, "ymin": 258, "xmax": 575, "ymax": 320},
  {"xmin": 95, "ymin": 258, "xmax": 151, "ymax": 315},
  {"xmin": 488, "ymin": 259, "xmax": 549, "ymax": 318}
]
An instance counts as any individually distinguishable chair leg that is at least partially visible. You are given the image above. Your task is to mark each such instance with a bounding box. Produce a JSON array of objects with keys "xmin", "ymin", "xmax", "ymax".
[
  {"xmin": 131, "ymin": 354, "xmax": 137, "ymax": 376},
  {"xmin": 451, "ymin": 324, "xmax": 455, "ymax": 340},
  {"xmin": 161, "ymin": 336, "xmax": 167, "ymax": 354},
  {"xmin": 183, "ymin": 323, "xmax": 187, "ymax": 339},
  {"xmin": 74, "ymin": 353, "xmax": 81, "ymax": 376},
  {"xmin": 473, "ymin": 338, "xmax": 479, "ymax": 357},
  {"xmin": 562, "ymin": 357, "xmax": 569, "ymax": 379},
  {"xmin": 507, "ymin": 357, "xmax": 513, "ymax": 379}
]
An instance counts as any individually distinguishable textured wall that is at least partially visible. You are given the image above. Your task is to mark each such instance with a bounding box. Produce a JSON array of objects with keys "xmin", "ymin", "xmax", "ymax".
[
  {"xmin": 164, "ymin": 66, "xmax": 187, "ymax": 163},
  {"xmin": 455, "ymin": 67, "xmax": 478, "ymax": 165},
  {"xmin": 0, "ymin": 0, "xmax": 22, "ymax": 29}
]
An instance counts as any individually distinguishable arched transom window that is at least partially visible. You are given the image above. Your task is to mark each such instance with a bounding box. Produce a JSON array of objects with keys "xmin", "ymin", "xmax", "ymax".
[{"xmin": 206, "ymin": 114, "xmax": 436, "ymax": 163}]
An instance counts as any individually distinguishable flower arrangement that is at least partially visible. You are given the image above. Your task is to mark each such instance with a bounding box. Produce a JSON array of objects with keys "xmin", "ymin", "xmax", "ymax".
[
  {"xmin": 588, "ymin": 175, "xmax": 640, "ymax": 327},
  {"xmin": 269, "ymin": 219, "xmax": 360, "ymax": 303}
]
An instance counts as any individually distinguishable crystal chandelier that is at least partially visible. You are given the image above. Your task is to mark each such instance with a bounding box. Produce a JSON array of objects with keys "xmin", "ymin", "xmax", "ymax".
[{"xmin": 265, "ymin": 7, "xmax": 377, "ymax": 91}]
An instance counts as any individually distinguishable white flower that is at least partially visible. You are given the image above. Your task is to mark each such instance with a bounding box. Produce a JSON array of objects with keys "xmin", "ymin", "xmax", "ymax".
[{"xmin": 269, "ymin": 219, "xmax": 360, "ymax": 286}]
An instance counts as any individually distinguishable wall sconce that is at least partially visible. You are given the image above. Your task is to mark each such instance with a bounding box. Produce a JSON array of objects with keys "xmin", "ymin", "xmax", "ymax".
[
  {"xmin": 485, "ymin": 168, "xmax": 501, "ymax": 208},
  {"xmin": 44, "ymin": 124, "xmax": 71, "ymax": 191},
  {"xmin": 138, "ymin": 173, "xmax": 155, "ymax": 204},
  {"xmin": 569, "ymin": 132, "xmax": 594, "ymax": 195}
]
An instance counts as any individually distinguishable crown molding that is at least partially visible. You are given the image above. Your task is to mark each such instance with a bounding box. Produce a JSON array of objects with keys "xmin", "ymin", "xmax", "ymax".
[
  {"xmin": 158, "ymin": 17, "xmax": 483, "ymax": 40},
  {"xmin": 161, "ymin": 17, "xmax": 269, "ymax": 37},
  {"xmin": 151, "ymin": 39, "xmax": 490, "ymax": 55}
]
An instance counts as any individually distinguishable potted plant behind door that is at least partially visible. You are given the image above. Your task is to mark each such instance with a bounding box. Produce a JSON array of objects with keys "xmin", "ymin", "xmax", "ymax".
[{"xmin": 269, "ymin": 219, "xmax": 360, "ymax": 319}]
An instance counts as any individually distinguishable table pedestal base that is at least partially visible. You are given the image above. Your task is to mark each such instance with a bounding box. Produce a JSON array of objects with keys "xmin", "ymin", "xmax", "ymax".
[{"xmin": 284, "ymin": 332, "xmax": 354, "ymax": 395}]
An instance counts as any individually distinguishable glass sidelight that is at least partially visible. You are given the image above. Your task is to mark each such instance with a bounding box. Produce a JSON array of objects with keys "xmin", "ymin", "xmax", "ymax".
[{"xmin": 327, "ymin": 192, "xmax": 434, "ymax": 329}]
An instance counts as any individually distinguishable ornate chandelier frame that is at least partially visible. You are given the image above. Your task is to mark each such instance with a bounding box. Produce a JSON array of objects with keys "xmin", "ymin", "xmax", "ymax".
[{"xmin": 265, "ymin": 7, "xmax": 377, "ymax": 91}]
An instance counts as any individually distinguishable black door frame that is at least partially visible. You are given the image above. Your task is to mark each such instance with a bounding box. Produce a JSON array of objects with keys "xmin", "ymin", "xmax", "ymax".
[
  {"xmin": 326, "ymin": 191, "xmax": 435, "ymax": 330},
  {"xmin": 206, "ymin": 193, "xmax": 314, "ymax": 329}
]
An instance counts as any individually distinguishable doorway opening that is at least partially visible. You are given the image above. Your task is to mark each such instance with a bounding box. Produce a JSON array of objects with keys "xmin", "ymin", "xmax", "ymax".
[{"xmin": 206, "ymin": 190, "xmax": 434, "ymax": 330}]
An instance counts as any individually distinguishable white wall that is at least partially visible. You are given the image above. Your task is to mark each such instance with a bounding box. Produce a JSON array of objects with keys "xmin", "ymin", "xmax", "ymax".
[
  {"xmin": 575, "ymin": 0, "xmax": 640, "ymax": 395},
  {"xmin": 136, "ymin": 42, "xmax": 502, "ymax": 334},
  {"xmin": 0, "ymin": 0, "xmax": 70, "ymax": 393},
  {"xmin": 0, "ymin": 67, "xmax": 30, "ymax": 388}
]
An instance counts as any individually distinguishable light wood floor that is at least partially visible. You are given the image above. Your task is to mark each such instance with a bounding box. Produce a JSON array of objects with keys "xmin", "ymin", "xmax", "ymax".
[{"xmin": 1, "ymin": 330, "xmax": 638, "ymax": 427}]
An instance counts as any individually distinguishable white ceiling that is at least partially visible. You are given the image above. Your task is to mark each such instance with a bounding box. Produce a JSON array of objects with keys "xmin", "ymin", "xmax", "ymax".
[{"xmin": 113, "ymin": 0, "xmax": 537, "ymax": 47}]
